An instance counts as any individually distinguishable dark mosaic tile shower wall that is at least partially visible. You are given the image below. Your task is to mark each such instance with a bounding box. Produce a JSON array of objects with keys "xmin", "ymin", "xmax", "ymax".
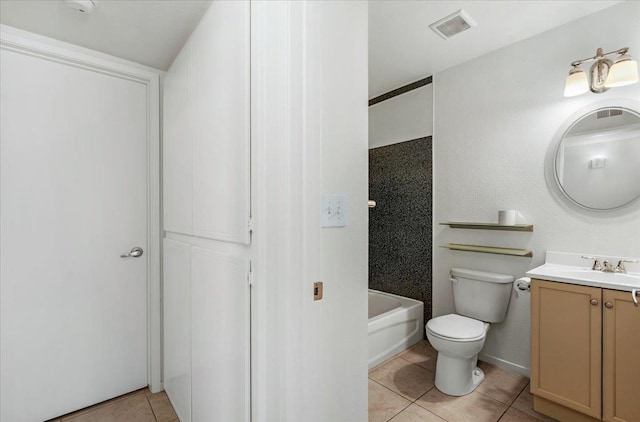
[{"xmin": 369, "ymin": 136, "xmax": 432, "ymax": 327}]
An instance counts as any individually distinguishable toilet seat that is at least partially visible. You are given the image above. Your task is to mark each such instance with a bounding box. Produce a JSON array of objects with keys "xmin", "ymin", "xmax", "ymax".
[{"xmin": 426, "ymin": 314, "xmax": 487, "ymax": 342}]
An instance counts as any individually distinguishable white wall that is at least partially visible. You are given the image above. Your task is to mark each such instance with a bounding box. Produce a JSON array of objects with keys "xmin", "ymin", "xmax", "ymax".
[
  {"xmin": 297, "ymin": 2, "xmax": 369, "ymax": 420},
  {"xmin": 250, "ymin": 2, "xmax": 368, "ymax": 421},
  {"xmin": 315, "ymin": 3, "xmax": 369, "ymax": 419},
  {"xmin": 369, "ymin": 84, "xmax": 433, "ymax": 148},
  {"xmin": 433, "ymin": 1, "xmax": 640, "ymax": 375}
]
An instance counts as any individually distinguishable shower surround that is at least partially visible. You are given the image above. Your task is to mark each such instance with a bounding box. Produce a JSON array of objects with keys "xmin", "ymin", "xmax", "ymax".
[{"xmin": 369, "ymin": 136, "xmax": 433, "ymax": 328}]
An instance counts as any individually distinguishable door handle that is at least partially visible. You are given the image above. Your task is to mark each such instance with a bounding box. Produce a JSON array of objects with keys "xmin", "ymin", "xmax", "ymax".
[{"xmin": 120, "ymin": 247, "xmax": 144, "ymax": 258}]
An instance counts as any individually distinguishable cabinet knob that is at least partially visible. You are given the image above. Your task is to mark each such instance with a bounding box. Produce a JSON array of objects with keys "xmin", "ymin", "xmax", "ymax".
[
  {"xmin": 605, "ymin": 302, "xmax": 614, "ymax": 309},
  {"xmin": 590, "ymin": 299, "xmax": 599, "ymax": 306}
]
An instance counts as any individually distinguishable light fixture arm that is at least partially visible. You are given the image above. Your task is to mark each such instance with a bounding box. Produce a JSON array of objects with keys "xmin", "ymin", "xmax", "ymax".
[{"xmin": 570, "ymin": 47, "xmax": 629, "ymax": 67}]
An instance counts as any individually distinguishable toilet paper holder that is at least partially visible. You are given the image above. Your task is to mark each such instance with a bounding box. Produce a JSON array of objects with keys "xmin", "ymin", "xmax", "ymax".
[{"xmin": 514, "ymin": 277, "xmax": 531, "ymax": 298}]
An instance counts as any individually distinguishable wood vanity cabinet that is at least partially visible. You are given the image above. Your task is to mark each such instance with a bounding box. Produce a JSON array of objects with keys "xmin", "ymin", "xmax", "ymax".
[
  {"xmin": 530, "ymin": 279, "xmax": 640, "ymax": 422},
  {"xmin": 602, "ymin": 289, "xmax": 640, "ymax": 422}
]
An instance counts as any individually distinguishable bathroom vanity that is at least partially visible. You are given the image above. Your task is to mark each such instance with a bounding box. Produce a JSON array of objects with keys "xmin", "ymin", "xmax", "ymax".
[{"xmin": 527, "ymin": 254, "xmax": 640, "ymax": 422}]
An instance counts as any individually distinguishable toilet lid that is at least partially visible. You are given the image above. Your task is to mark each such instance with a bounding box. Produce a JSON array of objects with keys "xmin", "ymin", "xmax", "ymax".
[{"xmin": 427, "ymin": 314, "xmax": 485, "ymax": 340}]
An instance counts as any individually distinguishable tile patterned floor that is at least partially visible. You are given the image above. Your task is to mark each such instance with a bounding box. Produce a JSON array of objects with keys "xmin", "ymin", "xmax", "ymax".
[
  {"xmin": 44, "ymin": 340, "xmax": 555, "ymax": 422},
  {"xmin": 46, "ymin": 388, "xmax": 178, "ymax": 422},
  {"xmin": 369, "ymin": 340, "xmax": 558, "ymax": 422}
]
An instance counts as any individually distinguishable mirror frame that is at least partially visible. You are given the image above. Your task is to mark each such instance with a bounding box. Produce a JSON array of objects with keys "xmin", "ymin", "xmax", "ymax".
[{"xmin": 545, "ymin": 99, "xmax": 640, "ymax": 216}]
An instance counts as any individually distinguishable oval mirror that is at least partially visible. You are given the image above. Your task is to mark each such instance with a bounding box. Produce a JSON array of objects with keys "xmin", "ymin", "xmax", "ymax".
[{"xmin": 553, "ymin": 107, "xmax": 640, "ymax": 211}]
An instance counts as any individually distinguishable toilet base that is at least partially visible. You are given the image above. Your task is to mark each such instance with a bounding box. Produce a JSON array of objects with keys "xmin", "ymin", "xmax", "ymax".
[{"xmin": 434, "ymin": 353, "xmax": 485, "ymax": 396}]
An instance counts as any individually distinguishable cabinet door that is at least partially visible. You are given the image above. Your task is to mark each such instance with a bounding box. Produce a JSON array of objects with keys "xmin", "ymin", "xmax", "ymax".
[
  {"xmin": 531, "ymin": 279, "xmax": 602, "ymax": 419},
  {"xmin": 603, "ymin": 289, "xmax": 640, "ymax": 422},
  {"xmin": 163, "ymin": 239, "xmax": 192, "ymax": 422},
  {"xmin": 191, "ymin": 0, "xmax": 251, "ymax": 244},
  {"xmin": 191, "ymin": 247, "xmax": 250, "ymax": 421}
]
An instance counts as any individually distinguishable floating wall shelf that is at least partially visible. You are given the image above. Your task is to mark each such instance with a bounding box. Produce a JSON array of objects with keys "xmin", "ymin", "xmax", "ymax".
[
  {"xmin": 440, "ymin": 243, "xmax": 533, "ymax": 257},
  {"xmin": 440, "ymin": 222, "xmax": 534, "ymax": 232}
]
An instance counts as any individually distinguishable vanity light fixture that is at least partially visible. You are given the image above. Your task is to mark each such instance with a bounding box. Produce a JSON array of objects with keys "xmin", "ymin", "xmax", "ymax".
[{"xmin": 564, "ymin": 47, "xmax": 639, "ymax": 97}]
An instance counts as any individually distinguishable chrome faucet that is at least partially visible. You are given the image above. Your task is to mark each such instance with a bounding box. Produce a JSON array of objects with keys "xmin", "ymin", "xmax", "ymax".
[
  {"xmin": 615, "ymin": 259, "xmax": 639, "ymax": 274},
  {"xmin": 582, "ymin": 256, "xmax": 602, "ymax": 270},
  {"xmin": 602, "ymin": 260, "xmax": 615, "ymax": 272},
  {"xmin": 583, "ymin": 256, "xmax": 638, "ymax": 273}
]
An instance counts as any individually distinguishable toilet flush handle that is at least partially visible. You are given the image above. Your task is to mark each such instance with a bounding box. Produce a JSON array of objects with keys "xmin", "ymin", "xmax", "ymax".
[{"xmin": 449, "ymin": 277, "xmax": 458, "ymax": 284}]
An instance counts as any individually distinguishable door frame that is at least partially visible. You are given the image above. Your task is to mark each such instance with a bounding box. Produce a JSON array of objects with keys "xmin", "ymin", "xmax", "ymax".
[{"xmin": 0, "ymin": 25, "xmax": 163, "ymax": 392}]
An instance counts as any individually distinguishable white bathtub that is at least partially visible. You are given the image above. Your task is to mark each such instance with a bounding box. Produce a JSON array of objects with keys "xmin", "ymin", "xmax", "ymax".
[{"xmin": 368, "ymin": 289, "xmax": 424, "ymax": 369}]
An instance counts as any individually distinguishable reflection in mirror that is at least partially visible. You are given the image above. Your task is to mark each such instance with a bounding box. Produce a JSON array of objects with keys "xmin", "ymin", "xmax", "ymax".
[{"xmin": 555, "ymin": 107, "xmax": 640, "ymax": 210}]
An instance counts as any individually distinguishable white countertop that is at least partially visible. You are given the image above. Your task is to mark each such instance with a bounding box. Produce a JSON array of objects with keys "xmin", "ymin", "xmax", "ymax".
[
  {"xmin": 527, "ymin": 263, "xmax": 640, "ymax": 292},
  {"xmin": 526, "ymin": 251, "xmax": 640, "ymax": 292}
]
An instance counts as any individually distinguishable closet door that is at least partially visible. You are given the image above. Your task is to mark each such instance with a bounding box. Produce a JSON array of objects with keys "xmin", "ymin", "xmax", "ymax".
[
  {"xmin": 191, "ymin": 247, "xmax": 250, "ymax": 421},
  {"xmin": 163, "ymin": 2, "xmax": 252, "ymax": 420},
  {"xmin": 163, "ymin": 239, "xmax": 192, "ymax": 422},
  {"xmin": 163, "ymin": 43, "xmax": 193, "ymax": 235},
  {"xmin": 191, "ymin": 0, "xmax": 251, "ymax": 244}
]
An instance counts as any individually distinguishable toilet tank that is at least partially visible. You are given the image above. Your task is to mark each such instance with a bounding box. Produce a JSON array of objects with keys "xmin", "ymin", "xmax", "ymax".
[{"xmin": 450, "ymin": 268, "xmax": 514, "ymax": 323}]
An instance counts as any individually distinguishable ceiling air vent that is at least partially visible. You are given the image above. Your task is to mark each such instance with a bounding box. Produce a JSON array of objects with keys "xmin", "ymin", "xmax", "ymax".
[{"xmin": 430, "ymin": 10, "xmax": 476, "ymax": 40}]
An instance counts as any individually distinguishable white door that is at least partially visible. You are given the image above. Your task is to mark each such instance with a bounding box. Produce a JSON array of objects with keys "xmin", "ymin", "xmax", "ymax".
[{"xmin": 1, "ymin": 47, "xmax": 149, "ymax": 422}]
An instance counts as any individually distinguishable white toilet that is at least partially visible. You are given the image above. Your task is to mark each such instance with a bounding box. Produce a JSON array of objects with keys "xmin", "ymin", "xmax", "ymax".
[{"xmin": 426, "ymin": 268, "xmax": 514, "ymax": 396}]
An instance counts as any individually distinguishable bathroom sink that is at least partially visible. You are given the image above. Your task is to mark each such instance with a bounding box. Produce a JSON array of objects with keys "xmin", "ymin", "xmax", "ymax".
[{"xmin": 527, "ymin": 263, "xmax": 640, "ymax": 291}]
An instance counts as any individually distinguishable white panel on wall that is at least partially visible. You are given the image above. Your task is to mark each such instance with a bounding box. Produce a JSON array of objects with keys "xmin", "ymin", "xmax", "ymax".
[
  {"xmin": 191, "ymin": 0, "xmax": 251, "ymax": 244},
  {"xmin": 163, "ymin": 43, "xmax": 193, "ymax": 235},
  {"xmin": 369, "ymin": 84, "xmax": 433, "ymax": 149},
  {"xmin": 191, "ymin": 247, "xmax": 250, "ymax": 422},
  {"xmin": 163, "ymin": 239, "xmax": 192, "ymax": 422}
]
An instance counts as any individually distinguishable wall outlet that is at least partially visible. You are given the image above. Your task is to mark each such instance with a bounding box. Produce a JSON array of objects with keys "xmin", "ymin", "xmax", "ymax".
[{"xmin": 321, "ymin": 194, "xmax": 347, "ymax": 227}]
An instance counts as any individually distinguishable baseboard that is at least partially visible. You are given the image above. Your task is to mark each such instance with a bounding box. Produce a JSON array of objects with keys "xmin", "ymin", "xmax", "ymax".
[{"xmin": 479, "ymin": 353, "xmax": 530, "ymax": 378}]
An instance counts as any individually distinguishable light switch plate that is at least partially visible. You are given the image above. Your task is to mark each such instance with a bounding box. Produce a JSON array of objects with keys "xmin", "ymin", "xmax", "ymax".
[{"xmin": 321, "ymin": 194, "xmax": 347, "ymax": 227}]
